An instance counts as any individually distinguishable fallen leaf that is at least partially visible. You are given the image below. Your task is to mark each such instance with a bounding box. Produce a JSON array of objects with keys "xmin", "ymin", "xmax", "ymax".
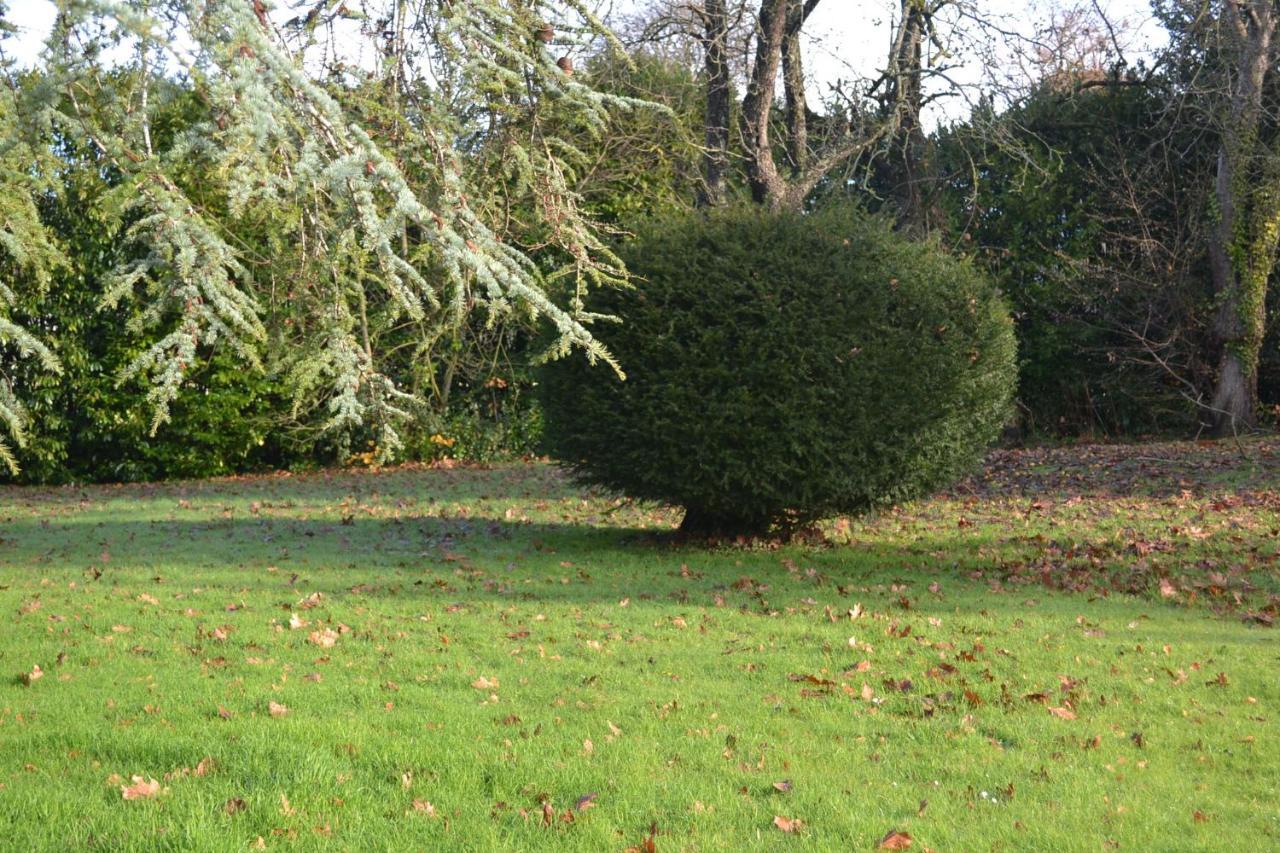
[
  {"xmin": 224, "ymin": 797, "xmax": 247, "ymax": 815},
  {"xmin": 19, "ymin": 664, "xmax": 43, "ymax": 686},
  {"xmin": 878, "ymin": 829, "xmax": 914, "ymax": 849},
  {"xmin": 268, "ymin": 701, "xmax": 289, "ymax": 718},
  {"xmin": 121, "ymin": 776, "xmax": 162, "ymax": 800},
  {"xmin": 773, "ymin": 815, "xmax": 803, "ymax": 833},
  {"xmin": 412, "ymin": 800, "xmax": 436, "ymax": 817},
  {"xmin": 308, "ymin": 628, "xmax": 338, "ymax": 648},
  {"xmin": 772, "ymin": 780, "xmax": 792, "ymax": 793},
  {"xmin": 472, "ymin": 675, "xmax": 499, "ymax": 690},
  {"xmin": 1048, "ymin": 706, "xmax": 1076, "ymax": 721}
]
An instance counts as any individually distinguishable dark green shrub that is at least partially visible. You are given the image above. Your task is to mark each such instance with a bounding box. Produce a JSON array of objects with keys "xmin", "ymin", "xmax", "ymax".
[{"xmin": 539, "ymin": 206, "xmax": 1017, "ymax": 538}]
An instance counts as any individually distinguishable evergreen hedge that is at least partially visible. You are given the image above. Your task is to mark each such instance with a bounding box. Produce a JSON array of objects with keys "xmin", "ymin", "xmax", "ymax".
[{"xmin": 539, "ymin": 206, "xmax": 1017, "ymax": 538}]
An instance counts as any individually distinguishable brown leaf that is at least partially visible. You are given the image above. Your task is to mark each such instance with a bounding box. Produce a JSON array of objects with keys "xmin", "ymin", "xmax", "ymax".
[
  {"xmin": 472, "ymin": 675, "xmax": 499, "ymax": 690},
  {"xmin": 121, "ymin": 776, "xmax": 163, "ymax": 800},
  {"xmin": 1048, "ymin": 706, "xmax": 1076, "ymax": 720},
  {"xmin": 772, "ymin": 780, "xmax": 793, "ymax": 793},
  {"xmin": 1159, "ymin": 578, "xmax": 1178, "ymax": 599},
  {"xmin": 788, "ymin": 672, "xmax": 835, "ymax": 686},
  {"xmin": 268, "ymin": 700, "xmax": 289, "ymax": 718},
  {"xmin": 574, "ymin": 792, "xmax": 598, "ymax": 812},
  {"xmin": 412, "ymin": 800, "xmax": 437, "ymax": 817},
  {"xmin": 19, "ymin": 664, "xmax": 43, "ymax": 686},
  {"xmin": 878, "ymin": 829, "xmax": 914, "ymax": 849},
  {"xmin": 223, "ymin": 797, "xmax": 247, "ymax": 815},
  {"xmin": 773, "ymin": 815, "xmax": 803, "ymax": 833},
  {"xmin": 308, "ymin": 628, "xmax": 338, "ymax": 648}
]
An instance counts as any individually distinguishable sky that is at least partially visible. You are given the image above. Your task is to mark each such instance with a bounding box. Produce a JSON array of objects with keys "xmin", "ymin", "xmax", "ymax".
[{"xmin": 3, "ymin": 0, "xmax": 1167, "ymax": 124}]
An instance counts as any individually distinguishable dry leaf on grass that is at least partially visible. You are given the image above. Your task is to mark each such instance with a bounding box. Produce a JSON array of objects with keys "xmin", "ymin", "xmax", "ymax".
[
  {"xmin": 773, "ymin": 815, "xmax": 803, "ymax": 833},
  {"xmin": 878, "ymin": 829, "xmax": 914, "ymax": 849},
  {"xmin": 121, "ymin": 776, "xmax": 163, "ymax": 800}
]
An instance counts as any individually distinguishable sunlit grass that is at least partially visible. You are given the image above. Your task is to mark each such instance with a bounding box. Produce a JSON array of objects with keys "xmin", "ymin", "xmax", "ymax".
[{"xmin": 1, "ymin": 441, "xmax": 1278, "ymax": 850}]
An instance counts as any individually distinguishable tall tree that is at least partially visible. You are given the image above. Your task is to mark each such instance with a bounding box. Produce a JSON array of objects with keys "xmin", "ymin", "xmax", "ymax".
[
  {"xmin": 1204, "ymin": 0, "xmax": 1280, "ymax": 434},
  {"xmin": 740, "ymin": 0, "xmax": 904, "ymax": 210},
  {"xmin": 0, "ymin": 0, "xmax": 650, "ymax": 467}
]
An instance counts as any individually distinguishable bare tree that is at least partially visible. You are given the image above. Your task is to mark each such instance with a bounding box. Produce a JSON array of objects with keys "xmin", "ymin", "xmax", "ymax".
[{"xmin": 740, "ymin": 0, "xmax": 908, "ymax": 210}]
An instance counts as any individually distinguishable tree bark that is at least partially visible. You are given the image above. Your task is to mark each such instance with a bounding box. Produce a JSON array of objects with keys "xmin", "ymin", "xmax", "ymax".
[
  {"xmin": 698, "ymin": 0, "xmax": 732, "ymax": 207},
  {"xmin": 1207, "ymin": 0, "xmax": 1278, "ymax": 436},
  {"xmin": 741, "ymin": 0, "xmax": 789, "ymax": 205},
  {"xmin": 880, "ymin": 0, "xmax": 935, "ymax": 235},
  {"xmin": 740, "ymin": 0, "xmax": 826, "ymax": 209},
  {"xmin": 781, "ymin": 1, "xmax": 808, "ymax": 176}
]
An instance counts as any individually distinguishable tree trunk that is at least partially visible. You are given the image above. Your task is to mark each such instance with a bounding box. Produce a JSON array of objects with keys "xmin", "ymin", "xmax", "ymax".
[
  {"xmin": 698, "ymin": 0, "xmax": 731, "ymax": 207},
  {"xmin": 881, "ymin": 0, "xmax": 934, "ymax": 235},
  {"xmin": 741, "ymin": 0, "xmax": 789, "ymax": 206},
  {"xmin": 1207, "ymin": 0, "xmax": 1277, "ymax": 437},
  {"xmin": 781, "ymin": 1, "xmax": 808, "ymax": 176}
]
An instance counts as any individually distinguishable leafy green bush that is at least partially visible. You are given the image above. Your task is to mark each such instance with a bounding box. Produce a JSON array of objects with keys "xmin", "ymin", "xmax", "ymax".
[{"xmin": 539, "ymin": 206, "xmax": 1017, "ymax": 538}]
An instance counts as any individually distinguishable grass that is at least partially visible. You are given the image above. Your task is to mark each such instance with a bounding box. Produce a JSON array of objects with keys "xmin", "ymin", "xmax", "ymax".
[{"xmin": 1, "ymin": 439, "xmax": 1278, "ymax": 851}]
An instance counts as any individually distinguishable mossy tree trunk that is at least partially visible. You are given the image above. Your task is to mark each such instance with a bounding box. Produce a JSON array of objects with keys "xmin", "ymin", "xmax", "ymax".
[{"xmin": 1208, "ymin": 0, "xmax": 1280, "ymax": 437}]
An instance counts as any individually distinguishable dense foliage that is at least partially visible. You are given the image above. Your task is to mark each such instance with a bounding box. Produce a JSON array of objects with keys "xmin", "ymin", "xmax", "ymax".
[
  {"xmin": 539, "ymin": 206, "xmax": 1017, "ymax": 536},
  {"xmin": 934, "ymin": 83, "xmax": 1216, "ymax": 437}
]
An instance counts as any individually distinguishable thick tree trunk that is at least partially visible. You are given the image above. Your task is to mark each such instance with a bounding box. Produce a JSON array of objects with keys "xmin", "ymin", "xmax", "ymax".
[
  {"xmin": 1206, "ymin": 1, "xmax": 1276, "ymax": 437},
  {"xmin": 1210, "ymin": 348, "xmax": 1256, "ymax": 435},
  {"xmin": 698, "ymin": 0, "xmax": 731, "ymax": 207},
  {"xmin": 740, "ymin": 0, "xmax": 824, "ymax": 209},
  {"xmin": 741, "ymin": 0, "xmax": 789, "ymax": 206}
]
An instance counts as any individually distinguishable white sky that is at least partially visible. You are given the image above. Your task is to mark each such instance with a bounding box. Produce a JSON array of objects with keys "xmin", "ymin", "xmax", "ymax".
[{"xmin": 4, "ymin": 0, "xmax": 1166, "ymax": 124}]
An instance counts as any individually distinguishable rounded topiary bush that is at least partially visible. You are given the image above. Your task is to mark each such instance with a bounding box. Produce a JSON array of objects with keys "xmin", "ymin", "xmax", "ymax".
[{"xmin": 539, "ymin": 205, "xmax": 1017, "ymax": 539}]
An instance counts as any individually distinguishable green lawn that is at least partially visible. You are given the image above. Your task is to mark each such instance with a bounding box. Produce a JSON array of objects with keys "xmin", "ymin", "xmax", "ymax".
[{"xmin": 2, "ymin": 440, "xmax": 1278, "ymax": 850}]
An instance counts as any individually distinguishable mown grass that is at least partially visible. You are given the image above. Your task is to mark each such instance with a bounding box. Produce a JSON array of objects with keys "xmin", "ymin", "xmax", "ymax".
[{"xmin": 1, "ymin": 439, "xmax": 1278, "ymax": 850}]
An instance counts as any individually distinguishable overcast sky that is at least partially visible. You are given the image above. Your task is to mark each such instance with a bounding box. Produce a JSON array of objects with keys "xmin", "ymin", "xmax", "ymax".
[{"xmin": 3, "ymin": 0, "xmax": 1166, "ymax": 123}]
